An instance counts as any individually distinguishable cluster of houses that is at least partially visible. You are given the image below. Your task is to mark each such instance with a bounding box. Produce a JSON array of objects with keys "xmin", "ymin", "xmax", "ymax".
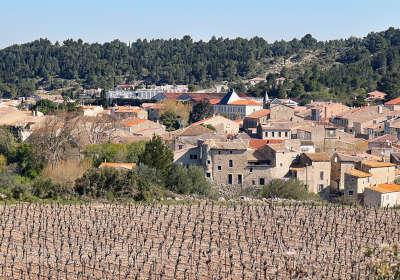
[
  {"xmin": 5, "ymin": 85, "xmax": 400, "ymax": 207},
  {"xmin": 168, "ymin": 89, "xmax": 400, "ymax": 207}
]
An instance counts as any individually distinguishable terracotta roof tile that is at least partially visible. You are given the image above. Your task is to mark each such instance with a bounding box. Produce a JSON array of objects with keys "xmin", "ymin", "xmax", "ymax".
[
  {"xmin": 246, "ymin": 109, "xmax": 271, "ymax": 119},
  {"xmin": 249, "ymin": 139, "xmax": 283, "ymax": 149},
  {"xmin": 385, "ymin": 97, "xmax": 400, "ymax": 105},
  {"xmin": 229, "ymin": 99, "xmax": 262, "ymax": 106},
  {"xmin": 367, "ymin": 183, "xmax": 400, "ymax": 193},
  {"xmin": 345, "ymin": 169, "xmax": 372, "ymax": 178},
  {"xmin": 304, "ymin": 152, "xmax": 330, "ymax": 162},
  {"xmin": 120, "ymin": 118, "xmax": 147, "ymax": 127},
  {"xmin": 361, "ymin": 160, "xmax": 396, "ymax": 168}
]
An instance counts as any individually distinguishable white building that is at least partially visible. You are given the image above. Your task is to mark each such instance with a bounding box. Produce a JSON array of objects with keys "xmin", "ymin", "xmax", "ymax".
[
  {"xmin": 213, "ymin": 89, "xmax": 262, "ymax": 119},
  {"xmin": 364, "ymin": 184, "xmax": 400, "ymax": 207}
]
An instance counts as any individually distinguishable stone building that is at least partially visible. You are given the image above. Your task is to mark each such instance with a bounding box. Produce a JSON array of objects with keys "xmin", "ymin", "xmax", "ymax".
[
  {"xmin": 331, "ymin": 153, "xmax": 362, "ymax": 191},
  {"xmin": 289, "ymin": 153, "xmax": 331, "ymax": 193},
  {"xmin": 111, "ymin": 106, "xmax": 148, "ymax": 120},
  {"xmin": 257, "ymin": 122, "xmax": 292, "ymax": 140},
  {"xmin": 385, "ymin": 97, "xmax": 400, "ymax": 111},
  {"xmin": 174, "ymin": 137, "xmax": 299, "ymax": 187},
  {"xmin": 190, "ymin": 115, "xmax": 240, "ymax": 135},
  {"xmin": 243, "ymin": 109, "xmax": 270, "ymax": 135},
  {"xmin": 358, "ymin": 160, "xmax": 396, "ymax": 185},
  {"xmin": 368, "ymin": 134, "xmax": 398, "ymax": 162},
  {"xmin": 343, "ymin": 169, "xmax": 372, "ymax": 202}
]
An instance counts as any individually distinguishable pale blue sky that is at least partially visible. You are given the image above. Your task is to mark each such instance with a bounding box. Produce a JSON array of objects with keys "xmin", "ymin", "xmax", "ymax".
[{"xmin": 1, "ymin": 0, "xmax": 399, "ymax": 48}]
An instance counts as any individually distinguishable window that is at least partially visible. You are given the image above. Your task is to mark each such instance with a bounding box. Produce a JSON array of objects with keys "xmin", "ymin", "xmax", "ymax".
[
  {"xmin": 238, "ymin": 174, "xmax": 242, "ymax": 184},
  {"xmin": 228, "ymin": 174, "xmax": 233, "ymax": 185},
  {"xmin": 190, "ymin": 154, "xmax": 198, "ymax": 160},
  {"xmin": 272, "ymin": 132, "xmax": 275, "ymax": 137},
  {"xmin": 217, "ymin": 166, "xmax": 222, "ymax": 170},
  {"xmin": 206, "ymin": 173, "xmax": 211, "ymax": 178},
  {"xmin": 252, "ymin": 180, "xmax": 256, "ymax": 185},
  {"xmin": 178, "ymin": 145, "xmax": 183, "ymax": 150},
  {"xmin": 259, "ymin": 178, "xmax": 265, "ymax": 185},
  {"xmin": 285, "ymin": 131, "xmax": 288, "ymax": 137},
  {"xmin": 348, "ymin": 190, "xmax": 354, "ymax": 196},
  {"xmin": 218, "ymin": 150, "xmax": 221, "ymax": 154},
  {"xmin": 229, "ymin": 160, "xmax": 233, "ymax": 167},
  {"xmin": 250, "ymin": 168, "xmax": 253, "ymax": 173},
  {"xmin": 320, "ymin": 171, "xmax": 324, "ymax": 180},
  {"xmin": 318, "ymin": 184, "xmax": 324, "ymax": 192},
  {"xmin": 207, "ymin": 160, "xmax": 211, "ymax": 164},
  {"xmin": 278, "ymin": 132, "xmax": 282, "ymax": 137},
  {"xmin": 229, "ymin": 150, "xmax": 233, "ymax": 154}
]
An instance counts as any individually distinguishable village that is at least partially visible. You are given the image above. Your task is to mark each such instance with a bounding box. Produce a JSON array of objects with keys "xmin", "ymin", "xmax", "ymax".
[{"xmin": 3, "ymin": 82, "xmax": 400, "ymax": 208}]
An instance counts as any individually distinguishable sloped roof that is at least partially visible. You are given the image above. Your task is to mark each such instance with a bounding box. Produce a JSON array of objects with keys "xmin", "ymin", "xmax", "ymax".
[
  {"xmin": 249, "ymin": 139, "xmax": 283, "ymax": 149},
  {"xmin": 218, "ymin": 89, "xmax": 240, "ymax": 105},
  {"xmin": 207, "ymin": 140, "xmax": 247, "ymax": 150},
  {"xmin": 304, "ymin": 152, "xmax": 330, "ymax": 162},
  {"xmin": 368, "ymin": 134, "xmax": 398, "ymax": 144},
  {"xmin": 345, "ymin": 169, "xmax": 371, "ymax": 178},
  {"xmin": 367, "ymin": 184, "xmax": 400, "ymax": 193},
  {"xmin": 120, "ymin": 118, "xmax": 147, "ymax": 127},
  {"xmin": 246, "ymin": 109, "xmax": 271, "ymax": 119},
  {"xmin": 247, "ymin": 146, "xmax": 272, "ymax": 162},
  {"xmin": 180, "ymin": 125, "xmax": 213, "ymax": 136},
  {"xmin": 229, "ymin": 99, "xmax": 262, "ymax": 106},
  {"xmin": 385, "ymin": 97, "xmax": 400, "ymax": 105},
  {"xmin": 335, "ymin": 152, "xmax": 362, "ymax": 163},
  {"xmin": 267, "ymin": 143, "xmax": 289, "ymax": 153},
  {"xmin": 361, "ymin": 160, "xmax": 396, "ymax": 168}
]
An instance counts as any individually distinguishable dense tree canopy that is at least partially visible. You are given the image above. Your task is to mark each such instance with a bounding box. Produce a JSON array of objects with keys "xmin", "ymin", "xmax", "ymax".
[{"xmin": 1, "ymin": 28, "xmax": 400, "ymax": 102}]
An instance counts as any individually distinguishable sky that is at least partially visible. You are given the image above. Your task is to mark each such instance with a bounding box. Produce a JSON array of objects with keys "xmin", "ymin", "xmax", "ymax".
[{"xmin": 1, "ymin": 0, "xmax": 400, "ymax": 48}]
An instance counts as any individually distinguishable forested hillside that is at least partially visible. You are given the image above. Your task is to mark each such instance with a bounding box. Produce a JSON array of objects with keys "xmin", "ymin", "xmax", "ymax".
[{"xmin": 1, "ymin": 27, "xmax": 400, "ymax": 104}]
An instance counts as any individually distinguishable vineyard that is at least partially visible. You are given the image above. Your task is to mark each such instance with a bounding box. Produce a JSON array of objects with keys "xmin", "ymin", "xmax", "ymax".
[{"xmin": 0, "ymin": 202, "xmax": 399, "ymax": 279}]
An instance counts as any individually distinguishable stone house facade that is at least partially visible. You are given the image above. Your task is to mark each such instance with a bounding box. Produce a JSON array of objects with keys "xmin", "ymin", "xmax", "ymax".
[
  {"xmin": 289, "ymin": 153, "xmax": 331, "ymax": 193},
  {"xmin": 174, "ymin": 138, "xmax": 298, "ymax": 187},
  {"xmin": 330, "ymin": 153, "xmax": 361, "ymax": 191}
]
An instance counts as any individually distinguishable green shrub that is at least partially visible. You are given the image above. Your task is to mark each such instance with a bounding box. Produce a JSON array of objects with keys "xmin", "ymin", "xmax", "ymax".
[
  {"xmin": 84, "ymin": 142, "xmax": 145, "ymax": 167},
  {"xmin": 166, "ymin": 164, "xmax": 211, "ymax": 196},
  {"xmin": 138, "ymin": 135, "xmax": 173, "ymax": 178},
  {"xmin": 31, "ymin": 178, "xmax": 70, "ymax": 199},
  {"xmin": 260, "ymin": 179, "xmax": 317, "ymax": 201},
  {"xmin": 15, "ymin": 143, "xmax": 45, "ymax": 178},
  {"xmin": 74, "ymin": 167, "xmax": 138, "ymax": 198},
  {"xmin": 0, "ymin": 127, "xmax": 18, "ymax": 160}
]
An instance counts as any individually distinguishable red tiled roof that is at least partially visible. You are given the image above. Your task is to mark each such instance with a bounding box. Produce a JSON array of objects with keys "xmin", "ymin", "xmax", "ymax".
[
  {"xmin": 209, "ymin": 98, "xmax": 221, "ymax": 105},
  {"xmin": 120, "ymin": 118, "xmax": 147, "ymax": 127},
  {"xmin": 249, "ymin": 139, "xmax": 283, "ymax": 149},
  {"xmin": 368, "ymin": 183, "xmax": 400, "ymax": 193},
  {"xmin": 229, "ymin": 99, "xmax": 262, "ymax": 106},
  {"xmin": 385, "ymin": 97, "xmax": 400, "ymax": 105},
  {"xmin": 246, "ymin": 109, "xmax": 270, "ymax": 119}
]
